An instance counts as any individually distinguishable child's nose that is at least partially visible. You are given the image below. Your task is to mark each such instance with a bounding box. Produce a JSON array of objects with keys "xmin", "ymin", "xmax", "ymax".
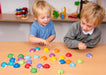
[
  {"xmin": 45, "ymin": 18, "xmax": 49, "ymax": 22},
  {"xmin": 44, "ymin": 18, "xmax": 48, "ymax": 21},
  {"xmin": 83, "ymin": 26, "xmax": 87, "ymax": 30}
]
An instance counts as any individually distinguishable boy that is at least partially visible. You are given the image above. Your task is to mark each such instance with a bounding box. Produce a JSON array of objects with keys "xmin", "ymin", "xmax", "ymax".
[
  {"xmin": 64, "ymin": 2, "xmax": 105, "ymax": 50},
  {"xmin": 29, "ymin": 1, "xmax": 56, "ymax": 46}
]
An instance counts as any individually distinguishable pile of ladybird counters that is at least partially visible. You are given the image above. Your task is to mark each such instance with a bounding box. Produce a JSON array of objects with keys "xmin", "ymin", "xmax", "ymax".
[
  {"xmin": 1, "ymin": 46, "xmax": 93, "ymax": 74},
  {"xmin": 0, "ymin": 47, "xmax": 51, "ymax": 73}
]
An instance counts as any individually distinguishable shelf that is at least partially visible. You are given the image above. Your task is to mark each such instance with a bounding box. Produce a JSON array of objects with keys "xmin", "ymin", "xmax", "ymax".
[
  {"xmin": 0, "ymin": 14, "xmax": 106, "ymax": 23},
  {"xmin": 52, "ymin": 16, "xmax": 80, "ymax": 22},
  {"xmin": 0, "ymin": 14, "xmax": 35, "ymax": 23},
  {"xmin": 0, "ymin": 14, "xmax": 80, "ymax": 23}
]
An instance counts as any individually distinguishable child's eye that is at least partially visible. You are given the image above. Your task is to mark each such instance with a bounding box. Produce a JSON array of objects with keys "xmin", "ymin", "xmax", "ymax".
[
  {"xmin": 87, "ymin": 25, "xmax": 92, "ymax": 28},
  {"xmin": 41, "ymin": 17, "xmax": 45, "ymax": 19},
  {"xmin": 82, "ymin": 21, "xmax": 85, "ymax": 25},
  {"xmin": 47, "ymin": 16, "xmax": 50, "ymax": 18}
]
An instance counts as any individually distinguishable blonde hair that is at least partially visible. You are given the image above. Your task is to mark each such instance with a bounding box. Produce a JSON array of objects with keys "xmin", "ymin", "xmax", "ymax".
[
  {"xmin": 81, "ymin": 2, "xmax": 105, "ymax": 27},
  {"xmin": 32, "ymin": 0, "xmax": 51, "ymax": 18}
]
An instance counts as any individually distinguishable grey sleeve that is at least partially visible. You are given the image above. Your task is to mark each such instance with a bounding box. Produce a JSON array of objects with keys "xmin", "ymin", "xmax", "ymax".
[
  {"xmin": 64, "ymin": 23, "xmax": 80, "ymax": 48},
  {"xmin": 85, "ymin": 32, "xmax": 101, "ymax": 48}
]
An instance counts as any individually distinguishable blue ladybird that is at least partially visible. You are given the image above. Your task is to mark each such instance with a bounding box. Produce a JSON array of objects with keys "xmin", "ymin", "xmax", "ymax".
[
  {"xmin": 59, "ymin": 60, "xmax": 65, "ymax": 64},
  {"xmin": 35, "ymin": 47, "xmax": 40, "ymax": 51},
  {"xmin": 69, "ymin": 62, "xmax": 76, "ymax": 67},
  {"xmin": 1, "ymin": 62, "xmax": 8, "ymax": 67},
  {"xmin": 13, "ymin": 63, "xmax": 20, "ymax": 68}
]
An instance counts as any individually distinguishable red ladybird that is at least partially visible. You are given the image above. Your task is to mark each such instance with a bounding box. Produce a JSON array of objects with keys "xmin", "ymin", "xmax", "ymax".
[
  {"xmin": 66, "ymin": 53, "xmax": 72, "ymax": 57},
  {"xmin": 43, "ymin": 64, "xmax": 50, "ymax": 69},
  {"xmin": 25, "ymin": 64, "xmax": 31, "ymax": 69}
]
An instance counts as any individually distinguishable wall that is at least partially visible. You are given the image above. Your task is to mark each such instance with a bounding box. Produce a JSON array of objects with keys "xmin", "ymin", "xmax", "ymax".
[
  {"xmin": 45, "ymin": 0, "xmax": 98, "ymax": 14},
  {"xmin": 0, "ymin": 22, "xmax": 30, "ymax": 41},
  {"xmin": 0, "ymin": 0, "xmax": 106, "ymax": 44},
  {"xmin": 0, "ymin": 0, "xmax": 29, "ymax": 14}
]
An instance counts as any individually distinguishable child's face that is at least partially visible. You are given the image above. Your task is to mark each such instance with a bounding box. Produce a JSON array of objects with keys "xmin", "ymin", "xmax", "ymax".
[
  {"xmin": 37, "ymin": 12, "xmax": 51, "ymax": 26},
  {"xmin": 80, "ymin": 18, "xmax": 95, "ymax": 32}
]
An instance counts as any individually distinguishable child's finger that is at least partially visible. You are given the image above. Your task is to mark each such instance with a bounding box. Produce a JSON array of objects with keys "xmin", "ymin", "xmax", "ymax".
[{"xmin": 47, "ymin": 43, "xmax": 52, "ymax": 47}]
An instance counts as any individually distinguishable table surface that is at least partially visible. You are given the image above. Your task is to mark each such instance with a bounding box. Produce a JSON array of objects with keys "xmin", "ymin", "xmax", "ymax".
[{"xmin": 0, "ymin": 42, "xmax": 106, "ymax": 75}]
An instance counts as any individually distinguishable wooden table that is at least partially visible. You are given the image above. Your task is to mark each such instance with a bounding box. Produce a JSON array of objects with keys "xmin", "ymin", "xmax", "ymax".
[{"xmin": 0, "ymin": 42, "xmax": 106, "ymax": 75}]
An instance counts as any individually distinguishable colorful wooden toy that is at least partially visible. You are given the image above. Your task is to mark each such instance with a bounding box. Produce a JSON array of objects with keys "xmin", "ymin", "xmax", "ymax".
[
  {"xmin": 41, "ymin": 56, "xmax": 47, "ymax": 60},
  {"xmin": 0, "ymin": 3, "xmax": 2, "ymax": 14},
  {"xmin": 49, "ymin": 53, "xmax": 55, "ymax": 57},
  {"xmin": 68, "ymin": 15, "xmax": 77, "ymax": 19},
  {"xmin": 1, "ymin": 62, "xmax": 7, "ymax": 67},
  {"xmin": 31, "ymin": 68, "xmax": 37, "ymax": 73},
  {"xmin": 18, "ymin": 57, "xmax": 24, "ymax": 61},
  {"xmin": 54, "ymin": 48, "xmax": 60, "ymax": 53},
  {"xmin": 60, "ymin": 7, "xmax": 66, "ymax": 18},
  {"xmin": 50, "ymin": 56, "xmax": 57, "ymax": 61},
  {"xmin": 65, "ymin": 60, "xmax": 71, "ymax": 64},
  {"xmin": 43, "ymin": 47, "xmax": 49, "ymax": 52},
  {"xmin": 86, "ymin": 53, "xmax": 92, "ymax": 58},
  {"xmin": 77, "ymin": 59, "xmax": 83, "ymax": 64},
  {"xmin": 66, "ymin": 53, "xmax": 72, "ymax": 57},
  {"xmin": 15, "ymin": 8, "xmax": 22, "ymax": 17},
  {"xmin": 35, "ymin": 47, "xmax": 40, "ymax": 51},
  {"xmin": 18, "ymin": 60, "xmax": 25, "ymax": 65},
  {"xmin": 59, "ymin": 60, "xmax": 65, "ymax": 64},
  {"xmin": 8, "ymin": 53, "xmax": 14, "ymax": 58},
  {"xmin": 15, "ymin": 7, "xmax": 28, "ymax": 19},
  {"xmin": 33, "ymin": 55, "xmax": 40, "ymax": 59},
  {"xmin": 43, "ymin": 64, "xmax": 50, "ymax": 69},
  {"xmin": 9, "ymin": 58, "xmax": 16, "ymax": 63},
  {"xmin": 61, "ymin": 14, "xmax": 64, "ymax": 19},
  {"xmin": 70, "ymin": 1, "xmax": 80, "ymax": 17},
  {"xmin": 69, "ymin": 62, "xmax": 76, "ymax": 67},
  {"xmin": 57, "ymin": 69, "xmax": 64, "ymax": 74},
  {"xmin": 25, "ymin": 64, "xmax": 31, "ymax": 69},
  {"xmin": 18, "ymin": 54, "xmax": 24, "ymax": 58},
  {"xmin": 37, "ymin": 64, "xmax": 43, "ymax": 69},
  {"xmin": 13, "ymin": 63, "xmax": 20, "ymax": 68},
  {"xmin": 53, "ymin": 10, "xmax": 59, "ymax": 18},
  {"xmin": 29, "ymin": 48, "xmax": 35, "ymax": 52},
  {"xmin": 8, "ymin": 61, "xmax": 14, "ymax": 66},
  {"xmin": 25, "ymin": 55, "xmax": 31, "ymax": 60},
  {"xmin": 59, "ymin": 56, "xmax": 65, "ymax": 60},
  {"xmin": 26, "ymin": 60, "xmax": 32, "ymax": 64}
]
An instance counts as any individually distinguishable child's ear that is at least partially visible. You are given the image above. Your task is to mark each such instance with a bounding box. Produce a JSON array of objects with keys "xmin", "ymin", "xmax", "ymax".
[
  {"xmin": 33, "ymin": 15, "xmax": 37, "ymax": 20},
  {"xmin": 34, "ymin": 17, "xmax": 37, "ymax": 20}
]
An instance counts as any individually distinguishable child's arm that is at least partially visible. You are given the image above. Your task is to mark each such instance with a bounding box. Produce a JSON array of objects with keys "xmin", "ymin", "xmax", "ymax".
[
  {"xmin": 46, "ymin": 21, "xmax": 56, "ymax": 43},
  {"xmin": 85, "ymin": 34, "xmax": 101, "ymax": 48},
  {"xmin": 85, "ymin": 28, "xmax": 101, "ymax": 48},
  {"xmin": 46, "ymin": 35, "xmax": 56, "ymax": 43},
  {"xmin": 29, "ymin": 35, "xmax": 49, "ymax": 45},
  {"xmin": 64, "ymin": 22, "xmax": 80, "ymax": 48},
  {"xmin": 64, "ymin": 37, "xmax": 80, "ymax": 48}
]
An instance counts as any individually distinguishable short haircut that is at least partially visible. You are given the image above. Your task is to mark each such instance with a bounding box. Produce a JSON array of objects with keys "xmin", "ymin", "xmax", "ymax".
[
  {"xmin": 32, "ymin": 0, "xmax": 51, "ymax": 18},
  {"xmin": 81, "ymin": 2, "xmax": 105, "ymax": 27}
]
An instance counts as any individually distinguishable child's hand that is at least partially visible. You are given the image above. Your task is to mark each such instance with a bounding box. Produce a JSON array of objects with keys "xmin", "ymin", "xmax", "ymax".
[
  {"xmin": 39, "ymin": 39, "xmax": 52, "ymax": 46},
  {"xmin": 39, "ymin": 39, "xmax": 48, "ymax": 46},
  {"xmin": 78, "ymin": 42, "xmax": 87, "ymax": 50},
  {"xmin": 46, "ymin": 40, "xmax": 52, "ymax": 47}
]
